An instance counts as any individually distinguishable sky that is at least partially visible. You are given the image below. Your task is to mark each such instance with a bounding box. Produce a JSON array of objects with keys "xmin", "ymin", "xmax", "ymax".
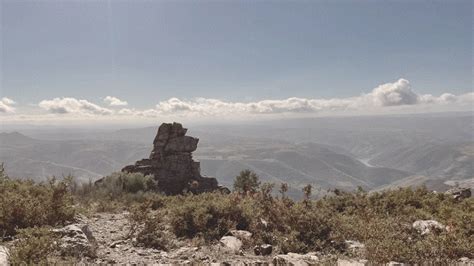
[{"xmin": 0, "ymin": 0, "xmax": 472, "ymax": 124}]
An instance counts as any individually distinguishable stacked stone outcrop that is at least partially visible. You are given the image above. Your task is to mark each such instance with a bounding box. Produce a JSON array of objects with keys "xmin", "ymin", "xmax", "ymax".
[{"xmin": 122, "ymin": 122, "xmax": 219, "ymax": 194}]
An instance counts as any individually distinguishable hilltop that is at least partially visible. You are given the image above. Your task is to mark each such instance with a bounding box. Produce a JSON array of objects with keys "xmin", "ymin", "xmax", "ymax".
[{"xmin": 0, "ymin": 121, "xmax": 473, "ymax": 265}]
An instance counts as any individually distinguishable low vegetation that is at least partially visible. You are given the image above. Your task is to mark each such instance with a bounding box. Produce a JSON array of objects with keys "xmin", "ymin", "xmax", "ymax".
[
  {"xmin": 0, "ymin": 165, "xmax": 75, "ymax": 237},
  {"xmin": 8, "ymin": 227, "xmax": 58, "ymax": 265},
  {"xmin": 1, "ymin": 166, "xmax": 473, "ymax": 264},
  {"xmin": 69, "ymin": 171, "xmax": 158, "ymax": 212}
]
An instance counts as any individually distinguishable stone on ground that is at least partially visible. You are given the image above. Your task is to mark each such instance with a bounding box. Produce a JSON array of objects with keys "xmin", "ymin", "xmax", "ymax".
[
  {"xmin": 273, "ymin": 252, "xmax": 319, "ymax": 266},
  {"xmin": 412, "ymin": 220, "xmax": 445, "ymax": 235},
  {"xmin": 52, "ymin": 224, "xmax": 96, "ymax": 257},
  {"xmin": 337, "ymin": 258, "xmax": 369, "ymax": 266},
  {"xmin": 0, "ymin": 246, "xmax": 9, "ymax": 266},
  {"xmin": 445, "ymin": 187, "xmax": 471, "ymax": 200},
  {"xmin": 219, "ymin": 236, "xmax": 243, "ymax": 254}
]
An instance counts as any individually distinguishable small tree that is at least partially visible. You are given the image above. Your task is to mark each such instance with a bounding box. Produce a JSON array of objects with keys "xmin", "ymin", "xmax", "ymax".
[
  {"xmin": 279, "ymin": 183, "xmax": 289, "ymax": 197},
  {"xmin": 0, "ymin": 163, "xmax": 6, "ymax": 181},
  {"xmin": 302, "ymin": 184, "xmax": 312, "ymax": 200},
  {"xmin": 233, "ymin": 169, "xmax": 261, "ymax": 194}
]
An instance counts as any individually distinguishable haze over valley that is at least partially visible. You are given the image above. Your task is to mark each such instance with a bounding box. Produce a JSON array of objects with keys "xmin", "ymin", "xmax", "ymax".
[{"xmin": 2, "ymin": 112, "xmax": 472, "ymax": 197}]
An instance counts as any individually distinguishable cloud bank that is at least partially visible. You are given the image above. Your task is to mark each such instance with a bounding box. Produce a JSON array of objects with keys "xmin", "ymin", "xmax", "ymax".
[
  {"xmin": 143, "ymin": 79, "xmax": 472, "ymax": 116},
  {"xmin": 2, "ymin": 79, "xmax": 471, "ymax": 121}
]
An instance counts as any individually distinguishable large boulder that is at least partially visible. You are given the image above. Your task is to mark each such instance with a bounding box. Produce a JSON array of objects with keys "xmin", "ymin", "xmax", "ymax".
[
  {"xmin": 0, "ymin": 246, "xmax": 9, "ymax": 266},
  {"xmin": 445, "ymin": 187, "xmax": 471, "ymax": 200},
  {"xmin": 412, "ymin": 220, "xmax": 445, "ymax": 235},
  {"xmin": 122, "ymin": 122, "xmax": 221, "ymax": 195},
  {"xmin": 52, "ymin": 224, "xmax": 96, "ymax": 257}
]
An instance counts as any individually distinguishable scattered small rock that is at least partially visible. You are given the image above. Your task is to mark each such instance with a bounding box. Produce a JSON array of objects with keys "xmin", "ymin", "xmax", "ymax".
[
  {"xmin": 412, "ymin": 220, "xmax": 445, "ymax": 235},
  {"xmin": 345, "ymin": 240, "xmax": 365, "ymax": 250},
  {"xmin": 345, "ymin": 240, "xmax": 365, "ymax": 256},
  {"xmin": 137, "ymin": 250, "xmax": 148, "ymax": 256},
  {"xmin": 109, "ymin": 240, "xmax": 126, "ymax": 248},
  {"xmin": 458, "ymin": 257, "xmax": 474, "ymax": 265},
  {"xmin": 387, "ymin": 261, "xmax": 406, "ymax": 266}
]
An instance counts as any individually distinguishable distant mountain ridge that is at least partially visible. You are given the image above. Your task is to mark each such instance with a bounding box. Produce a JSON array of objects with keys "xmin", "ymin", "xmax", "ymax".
[{"xmin": 1, "ymin": 113, "xmax": 472, "ymax": 196}]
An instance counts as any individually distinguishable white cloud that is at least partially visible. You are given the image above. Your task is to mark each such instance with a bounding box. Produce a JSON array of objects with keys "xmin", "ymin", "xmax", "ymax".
[
  {"xmin": 0, "ymin": 97, "xmax": 16, "ymax": 113},
  {"xmin": 39, "ymin": 97, "xmax": 113, "ymax": 115},
  {"xmin": 151, "ymin": 97, "xmax": 352, "ymax": 116},
  {"xmin": 104, "ymin": 96, "xmax": 128, "ymax": 106},
  {"xmin": 367, "ymin": 78, "xmax": 419, "ymax": 106},
  {"xmin": 11, "ymin": 78, "xmax": 473, "ymax": 121},
  {"xmin": 141, "ymin": 79, "xmax": 472, "ymax": 117}
]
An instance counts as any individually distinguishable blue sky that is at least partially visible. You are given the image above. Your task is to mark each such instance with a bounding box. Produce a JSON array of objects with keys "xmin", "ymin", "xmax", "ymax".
[{"xmin": 0, "ymin": 0, "xmax": 472, "ymax": 121}]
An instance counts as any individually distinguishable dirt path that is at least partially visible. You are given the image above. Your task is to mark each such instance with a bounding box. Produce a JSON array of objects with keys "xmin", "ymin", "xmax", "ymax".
[
  {"xmin": 85, "ymin": 212, "xmax": 169, "ymax": 264},
  {"xmin": 83, "ymin": 212, "xmax": 272, "ymax": 264}
]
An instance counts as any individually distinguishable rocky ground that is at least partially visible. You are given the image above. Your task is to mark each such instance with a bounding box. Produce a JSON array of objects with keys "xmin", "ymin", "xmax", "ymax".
[
  {"xmin": 2, "ymin": 210, "xmax": 473, "ymax": 265},
  {"xmin": 81, "ymin": 211, "xmax": 276, "ymax": 265}
]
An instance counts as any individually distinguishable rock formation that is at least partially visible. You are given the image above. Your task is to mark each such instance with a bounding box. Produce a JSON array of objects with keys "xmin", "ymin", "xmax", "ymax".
[{"xmin": 122, "ymin": 122, "xmax": 220, "ymax": 195}]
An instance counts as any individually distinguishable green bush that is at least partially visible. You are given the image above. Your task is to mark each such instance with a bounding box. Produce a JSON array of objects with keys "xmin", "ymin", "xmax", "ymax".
[
  {"xmin": 9, "ymin": 227, "xmax": 58, "ymax": 265},
  {"xmin": 71, "ymin": 172, "xmax": 159, "ymax": 212},
  {"xmin": 136, "ymin": 185, "xmax": 472, "ymax": 263},
  {"xmin": 1, "ymin": 163, "xmax": 472, "ymax": 264},
  {"xmin": 128, "ymin": 201, "xmax": 169, "ymax": 250},
  {"xmin": 88, "ymin": 172, "xmax": 157, "ymax": 196},
  {"xmin": 233, "ymin": 169, "xmax": 261, "ymax": 194},
  {"xmin": 167, "ymin": 193, "xmax": 249, "ymax": 241},
  {"xmin": 320, "ymin": 187, "xmax": 474, "ymax": 263},
  {"xmin": 0, "ymin": 176, "xmax": 75, "ymax": 237}
]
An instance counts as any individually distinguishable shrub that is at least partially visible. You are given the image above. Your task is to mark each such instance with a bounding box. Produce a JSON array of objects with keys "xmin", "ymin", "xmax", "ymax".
[
  {"xmin": 161, "ymin": 185, "xmax": 472, "ymax": 263},
  {"xmin": 128, "ymin": 200, "xmax": 169, "ymax": 250},
  {"xmin": 92, "ymin": 172, "xmax": 157, "ymax": 196},
  {"xmin": 167, "ymin": 193, "xmax": 249, "ymax": 241},
  {"xmin": 9, "ymin": 227, "xmax": 58, "ymax": 265},
  {"xmin": 71, "ymin": 172, "xmax": 159, "ymax": 212},
  {"xmin": 320, "ymin": 187, "xmax": 474, "ymax": 263},
  {"xmin": 0, "ymin": 176, "xmax": 75, "ymax": 237}
]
